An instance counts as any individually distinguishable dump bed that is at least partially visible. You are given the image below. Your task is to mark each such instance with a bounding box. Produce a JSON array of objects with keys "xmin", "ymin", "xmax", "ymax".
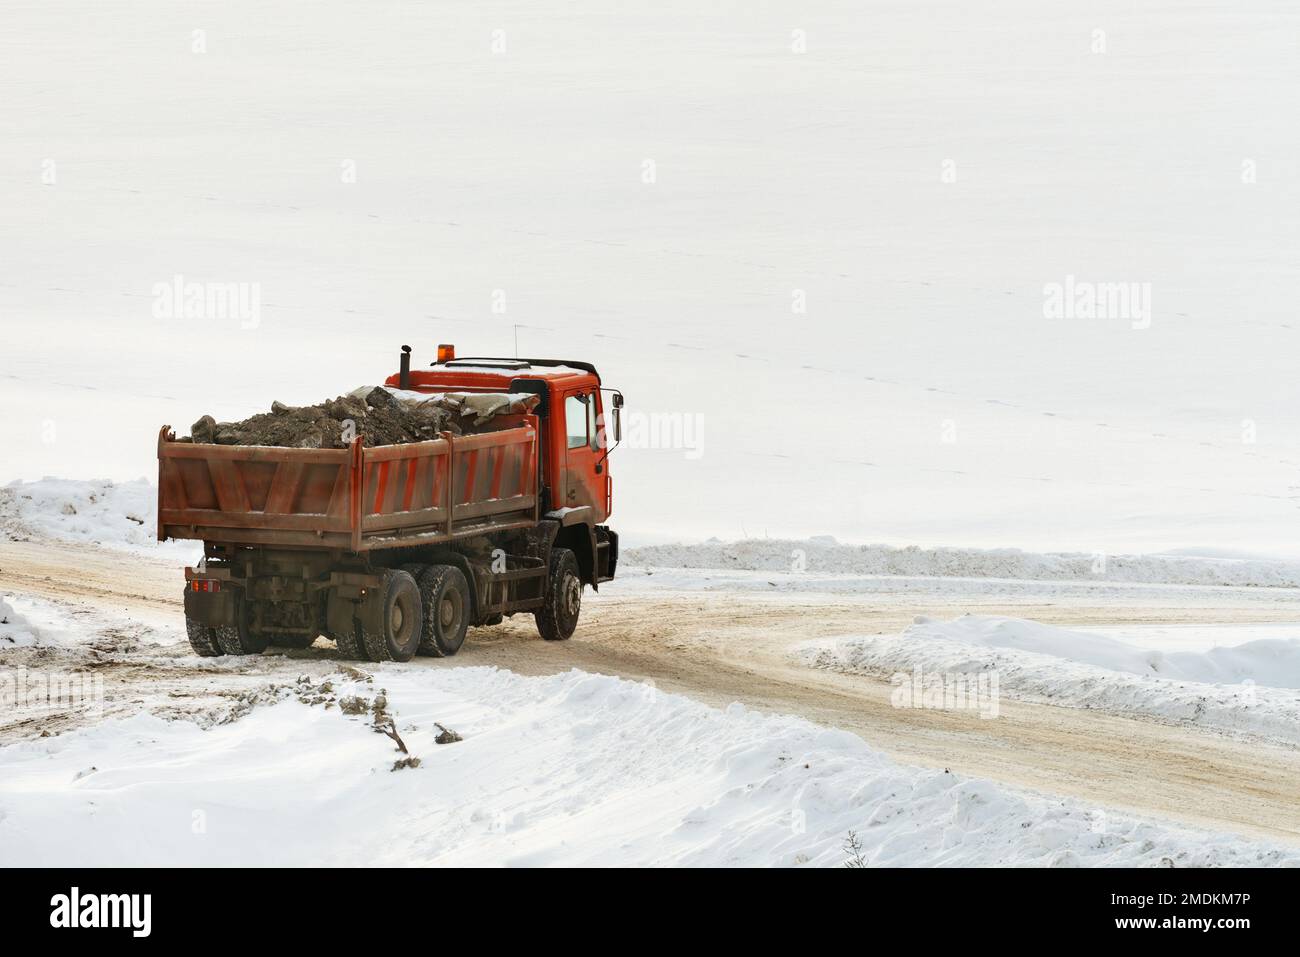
[{"xmin": 157, "ymin": 416, "xmax": 539, "ymax": 551}]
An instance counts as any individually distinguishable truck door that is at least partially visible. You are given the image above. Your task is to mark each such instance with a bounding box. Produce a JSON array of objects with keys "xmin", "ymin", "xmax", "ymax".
[{"xmin": 562, "ymin": 388, "xmax": 605, "ymax": 519}]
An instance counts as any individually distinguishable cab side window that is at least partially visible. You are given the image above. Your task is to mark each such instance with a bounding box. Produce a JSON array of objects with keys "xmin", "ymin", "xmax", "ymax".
[{"xmin": 565, "ymin": 393, "xmax": 589, "ymax": 449}]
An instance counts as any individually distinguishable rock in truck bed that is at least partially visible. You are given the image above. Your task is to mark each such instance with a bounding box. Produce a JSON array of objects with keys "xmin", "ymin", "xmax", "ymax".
[{"xmin": 183, "ymin": 386, "xmax": 540, "ymax": 449}]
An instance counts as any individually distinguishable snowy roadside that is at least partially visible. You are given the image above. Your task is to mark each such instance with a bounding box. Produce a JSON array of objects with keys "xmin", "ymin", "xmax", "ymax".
[
  {"xmin": 2, "ymin": 663, "xmax": 1297, "ymax": 867},
  {"xmin": 797, "ymin": 615, "xmax": 1300, "ymax": 745}
]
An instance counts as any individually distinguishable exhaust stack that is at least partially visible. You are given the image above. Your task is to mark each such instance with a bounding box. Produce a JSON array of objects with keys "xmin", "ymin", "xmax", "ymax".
[{"xmin": 399, "ymin": 344, "xmax": 412, "ymax": 390}]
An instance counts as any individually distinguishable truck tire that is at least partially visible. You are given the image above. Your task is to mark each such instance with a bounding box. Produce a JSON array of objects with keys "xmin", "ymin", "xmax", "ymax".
[
  {"xmin": 185, "ymin": 615, "xmax": 226, "ymax": 657},
  {"xmin": 361, "ymin": 569, "xmax": 423, "ymax": 663},
  {"xmin": 333, "ymin": 623, "xmax": 367, "ymax": 660},
  {"xmin": 535, "ymin": 548, "xmax": 581, "ymax": 641},
  {"xmin": 216, "ymin": 597, "xmax": 272, "ymax": 656},
  {"xmin": 414, "ymin": 564, "xmax": 470, "ymax": 657}
]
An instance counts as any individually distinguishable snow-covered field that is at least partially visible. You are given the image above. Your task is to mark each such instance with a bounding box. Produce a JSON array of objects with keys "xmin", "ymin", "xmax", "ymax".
[
  {"xmin": 3, "ymin": 0, "xmax": 1299, "ymax": 556},
  {"xmin": 3, "ymin": 664, "xmax": 1296, "ymax": 867}
]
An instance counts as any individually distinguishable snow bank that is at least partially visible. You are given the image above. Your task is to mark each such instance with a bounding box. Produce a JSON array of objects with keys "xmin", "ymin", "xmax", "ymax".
[
  {"xmin": 799, "ymin": 616, "xmax": 1300, "ymax": 744},
  {"xmin": 0, "ymin": 666, "xmax": 1295, "ymax": 867},
  {"xmin": 904, "ymin": 616, "xmax": 1300, "ymax": 688},
  {"xmin": 0, "ymin": 478, "xmax": 190, "ymax": 556},
  {"xmin": 0, "ymin": 596, "xmax": 39, "ymax": 647},
  {"xmin": 8, "ymin": 478, "xmax": 1300, "ymax": 593},
  {"xmin": 625, "ymin": 539, "xmax": 1300, "ymax": 588}
]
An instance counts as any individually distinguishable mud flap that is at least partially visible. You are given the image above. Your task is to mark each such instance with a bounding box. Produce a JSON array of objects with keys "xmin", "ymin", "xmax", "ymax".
[{"xmin": 183, "ymin": 587, "xmax": 239, "ymax": 627}]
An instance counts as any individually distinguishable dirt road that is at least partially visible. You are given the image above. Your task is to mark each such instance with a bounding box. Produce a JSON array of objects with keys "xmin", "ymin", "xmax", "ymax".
[{"xmin": 4, "ymin": 537, "xmax": 1300, "ymax": 844}]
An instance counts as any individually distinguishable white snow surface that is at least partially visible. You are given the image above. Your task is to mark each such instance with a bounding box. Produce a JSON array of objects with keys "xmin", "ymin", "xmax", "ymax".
[
  {"xmin": 1, "ymin": 666, "xmax": 1296, "ymax": 867},
  {"xmin": 799, "ymin": 616, "xmax": 1300, "ymax": 744}
]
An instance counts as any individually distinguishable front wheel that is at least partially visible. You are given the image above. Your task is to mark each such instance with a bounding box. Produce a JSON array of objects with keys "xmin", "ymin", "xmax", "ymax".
[{"xmin": 535, "ymin": 548, "xmax": 582, "ymax": 641}]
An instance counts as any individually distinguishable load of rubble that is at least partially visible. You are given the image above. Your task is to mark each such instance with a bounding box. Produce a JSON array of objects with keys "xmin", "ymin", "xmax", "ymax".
[{"xmin": 182, "ymin": 386, "xmax": 539, "ymax": 449}]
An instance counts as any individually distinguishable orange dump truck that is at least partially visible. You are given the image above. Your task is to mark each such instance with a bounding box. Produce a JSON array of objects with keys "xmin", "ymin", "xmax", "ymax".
[{"xmin": 159, "ymin": 345, "xmax": 621, "ymax": 662}]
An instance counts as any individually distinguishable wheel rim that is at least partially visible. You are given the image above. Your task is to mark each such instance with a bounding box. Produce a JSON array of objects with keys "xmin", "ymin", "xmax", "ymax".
[
  {"xmin": 440, "ymin": 593, "xmax": 460, "ymax": 629},
  {"xmin": 390, "ymin": 602, "xmax": 405, "ymax": 634},
  {"xmin": 563, "ymin": 576, "xmax": 581, "ymax": 617}
]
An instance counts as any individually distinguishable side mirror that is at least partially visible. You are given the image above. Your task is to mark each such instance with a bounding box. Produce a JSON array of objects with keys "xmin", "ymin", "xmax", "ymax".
[{"xmin": 613, "ymin": 406, "xmax": 622, "ymax": 443}]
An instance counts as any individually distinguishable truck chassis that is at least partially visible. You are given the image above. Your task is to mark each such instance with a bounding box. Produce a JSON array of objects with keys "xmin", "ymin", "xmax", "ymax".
[{"xmin": 183, "ymin": 520, "xmax": 611, "ymax": 661}]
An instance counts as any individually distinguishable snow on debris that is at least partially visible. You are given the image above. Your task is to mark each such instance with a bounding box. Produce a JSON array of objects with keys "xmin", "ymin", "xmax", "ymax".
[
  {"xmin": 0, "ymin": 596, "xmax": 40, "ymax": 647},
  {"xmin": 0, "ymin": 478, "xmax": 191, "ymax": 557},
  {"xmin": 624, "ymin": 538, "xmax": 1300, "ymax": 588},
  {"xmin": 798, "ymin": 615, "xmax": 1300, "ymax": 744},
  {"xmin": 0, "ymin": 666, "xmax": 1295, "ymax": 867}
]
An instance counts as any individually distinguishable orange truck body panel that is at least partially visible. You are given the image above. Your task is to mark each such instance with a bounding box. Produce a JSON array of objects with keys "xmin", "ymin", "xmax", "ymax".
[{"xmin": 156, "ymin": 415, "xmax": 540, "ymax": 552}]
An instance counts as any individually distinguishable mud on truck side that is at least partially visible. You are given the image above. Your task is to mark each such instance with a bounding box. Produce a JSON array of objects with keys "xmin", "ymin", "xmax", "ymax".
[{"xmin": 160, "ymin": 346, "xmax": 621, "ymax": 662}]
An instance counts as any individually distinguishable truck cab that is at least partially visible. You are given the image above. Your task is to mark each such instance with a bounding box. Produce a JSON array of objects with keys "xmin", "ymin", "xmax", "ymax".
[{"xmin": 386, "ymin": 344, "xmax": 622, "ymax": 589}]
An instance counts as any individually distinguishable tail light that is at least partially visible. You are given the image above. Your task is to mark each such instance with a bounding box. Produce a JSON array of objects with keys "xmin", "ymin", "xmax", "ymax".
[{"xmin": 190, "ymin": 579, "xmax": 221, "ymax": 593}]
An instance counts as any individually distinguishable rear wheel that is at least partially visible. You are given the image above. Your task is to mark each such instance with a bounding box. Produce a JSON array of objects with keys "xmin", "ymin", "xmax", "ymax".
[
  {"xmin": 184, "ymin": 613, "xmax": 226, "ymax": 657},
  {"xmin": 215, "ymin": 594, "xmax": 271, "ymax": 656},
  {"xmin": 361, "ymin": 569, "xmax": 423, "ymax": 663},
  {"xmin": 414, "ymin": 565, "xmax": 471, "ymax": 657},
  {"xmin": 535, "ymin": 548, "xmax": 582, "ymax": 641}
]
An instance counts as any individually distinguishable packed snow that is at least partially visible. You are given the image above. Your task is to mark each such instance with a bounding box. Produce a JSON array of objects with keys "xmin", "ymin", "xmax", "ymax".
[
  {"xmin": 1, "ymin": 665, "xmax": 1295, "ymax": 868},
  {"xmin": 799, "ymin": 615, "xmax": 1300, "ymax": 744}
]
